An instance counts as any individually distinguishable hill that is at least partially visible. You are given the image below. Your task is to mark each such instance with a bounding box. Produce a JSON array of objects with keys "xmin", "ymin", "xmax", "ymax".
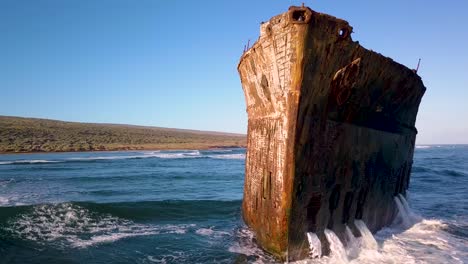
[{"xmin": 0, "ymin": 116, "xmax": 246, "ymax": 153}]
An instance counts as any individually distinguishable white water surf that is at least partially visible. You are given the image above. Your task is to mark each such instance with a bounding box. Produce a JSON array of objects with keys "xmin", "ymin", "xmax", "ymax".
[
  {"xmin": 306, "ymin": 232, "xmax": 322, "ymax": 258},
  {"xmin": 295, "ymin": 194, "xmax": 467, "ymax": 264},
  {"xmin": 354, "ymin": 220, "xmax": 378, "ymax": 250}
]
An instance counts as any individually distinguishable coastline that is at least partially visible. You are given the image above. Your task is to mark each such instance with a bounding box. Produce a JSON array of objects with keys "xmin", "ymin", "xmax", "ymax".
[
  {"xmin": 0, "ymin": 116, "xmax": 246, "ymax": 155},
  {"xmin": 0, "ymin": 143, "xmax": 246, "ymax": 155}
]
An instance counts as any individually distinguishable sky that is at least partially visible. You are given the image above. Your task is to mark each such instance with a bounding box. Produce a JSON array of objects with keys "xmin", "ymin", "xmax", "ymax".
[{"xmin": 0, "ymin": 0, "xmax": 467, "ymax": 144}]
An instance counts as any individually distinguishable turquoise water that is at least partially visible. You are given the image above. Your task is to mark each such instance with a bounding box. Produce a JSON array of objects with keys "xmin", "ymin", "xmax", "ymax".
[{"xmin": 0, "ymin": 146, "xmax": 467, "ymax": 263}]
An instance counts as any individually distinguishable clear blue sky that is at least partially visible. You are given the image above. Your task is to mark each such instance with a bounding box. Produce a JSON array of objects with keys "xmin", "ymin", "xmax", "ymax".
[{"xmin": 1, "ymin": 0, "xmax": 467, "ymax": 144}]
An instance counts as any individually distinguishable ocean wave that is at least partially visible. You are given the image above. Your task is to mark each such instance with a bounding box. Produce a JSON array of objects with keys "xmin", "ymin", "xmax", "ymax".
[
  {"xmin": 228, "ymin": 227, "xmax": 277, "ymax": 263},
  {"xmin": 0, "ymin": 196, "xmax": 9, "ymax": 206},
  {"xmin": 202, "ymin": 149, "xmax": 234, "ymax": 155},
  {"xmin": 0, "ymin": 150, "xmax": 237, "ymax": 165},
  {"xmin": 411, "ymin": 166, "xmax": 432, "ymax": 173},
  {"xmin": 416, "ymin": 145, "xmax": 432, "ymax": 149},
  {"xmin": 288, "ymin": 222, "xmax": 467, "ymax": 264},
  {"xmin": 195, "ymin": 227, "xmax": 230, "ymax": 237},
  {"xmin": 208, "ymin": 153, "xmax": 245, "ymax": 160},
  {"xmin": 147, "ymin": 150, "xmax": 202, "ymax": 159},
  {"xmin": 80, "ymin": 200, "xmax": 242, "ymax": 222},
  {"xmin": 0, "ymin": 160, "xmax": 63, "ymax": 165},
  {"xmin": 67, "ymin": 150, "xmax": 204, "ymax": 160},
  {"xmin": 412, "ymin": 166, "xmax": 467, "ymax": 178},
  {"xmin": 1, "ymin": 203, "xmax": 196, "ymax": 248},
  {"xmin": 331, "ymin": 196, "xmax": 467, "ymax": 264},
  {"xmin": 0, "ymin": 178, "xmax": 15, "ymax": 187},
  {"xmin": 147, "ymin": 252, "xmax": 187, "ymax": 263},
  {"xmin": 67, "ymin": 156, "xmax": 140, "ymax": 161},
  {"xmin": 439, "ymin": 169, "xmax": 466, "ymax": 177},
  {"xmin": 366, "ymin": 219, "xmax": 468, "ymax": 264},
  {"xmin": 207, "ymin": 149, "xmax": 234, "ymax": 152},
  {"xmin": 444, "ymin": 220, "xmax": 468, "ymax": 240},
  {"xmin": 0, "ymin": 200, "xmax": 242, "ymax": 221}
]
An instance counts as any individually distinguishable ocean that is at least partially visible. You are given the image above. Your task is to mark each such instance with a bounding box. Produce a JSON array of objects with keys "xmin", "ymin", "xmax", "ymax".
[{"xmin": 0, "ymin": 146, "xmax": 467, "ymax": 263}]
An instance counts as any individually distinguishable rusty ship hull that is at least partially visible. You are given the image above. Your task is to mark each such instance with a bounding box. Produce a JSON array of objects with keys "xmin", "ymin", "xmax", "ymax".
[{"xmin": 238, "ymin": 6, "xmax": 426, "ymax": 261}]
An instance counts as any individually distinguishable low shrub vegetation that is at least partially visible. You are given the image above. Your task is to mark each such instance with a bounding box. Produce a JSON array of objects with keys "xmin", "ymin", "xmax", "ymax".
[{"xmin": 0, "ymin": 116, "xmax": 246, "ymax": 153}]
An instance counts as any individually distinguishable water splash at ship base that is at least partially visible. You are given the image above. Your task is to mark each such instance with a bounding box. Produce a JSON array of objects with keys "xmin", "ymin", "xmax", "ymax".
[{"xmin": 295, "ymin": 194, "xmax": 463, "ymax": 264}]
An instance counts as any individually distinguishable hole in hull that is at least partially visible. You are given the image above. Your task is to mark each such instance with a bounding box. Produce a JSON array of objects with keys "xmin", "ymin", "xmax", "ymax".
[{"xmin": 292, "ymin": 10, "xmax": 306, "ymax": 22}]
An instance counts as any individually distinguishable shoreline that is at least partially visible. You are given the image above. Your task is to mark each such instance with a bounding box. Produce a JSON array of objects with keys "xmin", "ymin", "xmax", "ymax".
[
  {"xmin": 0, "ymin": 144, "xmax": 246, "ymax": 155},
  {"xmin": 0, "ymin": 116, "xmax": 246, "ymax": 156}
]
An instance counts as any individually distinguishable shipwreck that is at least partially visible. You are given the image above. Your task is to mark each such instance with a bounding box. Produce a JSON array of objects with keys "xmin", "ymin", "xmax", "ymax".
[{"xmin": 238, "ymin": 6, "xmax": 426, "ymax": 261}]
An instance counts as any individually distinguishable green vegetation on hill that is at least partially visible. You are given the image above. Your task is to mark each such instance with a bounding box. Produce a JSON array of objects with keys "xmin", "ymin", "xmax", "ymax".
[{"xmin": 0, "ymin": 116, "xmax": 246, "ymax": 153}]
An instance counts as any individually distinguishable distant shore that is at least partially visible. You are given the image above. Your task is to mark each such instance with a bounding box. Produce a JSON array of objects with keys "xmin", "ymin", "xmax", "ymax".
[{"xmin": 0, "ymin": 116, "xmax": 246, "ymax": 154}]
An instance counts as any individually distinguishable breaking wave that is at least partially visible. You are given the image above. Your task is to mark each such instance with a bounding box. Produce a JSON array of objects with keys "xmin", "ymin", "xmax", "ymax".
[
  {"xmin": 0, "ymin": 160, "xmax": 62, "ymax": 165},
  {"xmin": 208, "ymin": 153, "xmax": 245, "ymax": 160},
  {"xmin": 0, "ymin": 201, "xmax": 233, "ymax": 250},
  {"xmin": 195, "ymin": 227, "xmax": 231, "ymax": 237},
  {"xmin": 228, "ymin": 227, "xmax": 277, "ymax": 263},
  {"xmin": 0, "ymin": 196, "xmax": 9, "ymax": 206},
  {"xmin": 1, "ymin": 203, "xmax": 195, "ymax": 248},
  {"xmin": 0, "ymin": 149, "xmax": 245, "ymax": 165},
  {"xmin": 416, "ymin": 145, "xmax": 432, "ymax": 149},
  {"xmin": 65, "ymin": 150, "xmax": 203, "ymax": 161}
]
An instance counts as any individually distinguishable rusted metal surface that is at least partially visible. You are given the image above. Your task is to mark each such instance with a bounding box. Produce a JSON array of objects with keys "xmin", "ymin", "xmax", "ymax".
[{"xmin": 238, "ymin": 6, "xmax": 426, "ymax": 261}]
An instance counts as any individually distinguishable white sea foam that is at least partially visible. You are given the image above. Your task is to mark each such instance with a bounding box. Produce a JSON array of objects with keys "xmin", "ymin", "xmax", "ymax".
[
  {"xmin": 307, "ymin": 232, "xmax": 322, "ymax": 258},
  {"xmin": 0, "ymin": 178, "xmax": 14, "ymax": 188},
  {"xmin": 289, "ymin": 195, "xmax": 467, "ymax": 264},
  {"xmin": 196, "ymin": 228, "xmax": 214, "ymax": 236},
  {"xmin": 394, "ymin": 194, "xmax": 421, "ymax": 229},
  {"xmin": 184, "ymin": 150, "xmax": 201, "ymax": 156},
  {"xmin": 195, "ymin": 227, "xmax": 230, "ymax": 237},
  {"xmin": 147, "ymin": 251, "xmax": 187, "ymax": 263},
  {"xmin": 5, "ymin": 203, "xmax": 193, "ymax": 248},
  {"xmin": 354, "ymin": 220, "xmax": 378, "ymax": 250},
  {"xmin": 0, "ymin": 196, "xmax": 9, "ymax": 206},
  {"xmin": 344, "ymin": 226, "xmax": 359, "ymax": 259},
  {"xmin": 369, "ymin": 219, "xmax": 467, "ymax": 264},
  {"xmin": 324, "ymin": 229, "xmax": 349, "ymax": 263},
  {"xmin": 143, "ymin": 151, "xmax": 161, "ymax": 155},
  {"xmin": 0, "ymin": 150, "xmax": 241, "ymax": 165},
  {"xmin": 208, "ymin": 153, "xmax": 246, "ymax": 160},
  {"xmin": 141, "ymin": 150, "xmax": 202, "ymax": 159},
  {"xmin": 70, "ymin": 223, "xmax": 191, "ymax": 248},
  {"xmin": 68, "ymin": 156, "xmax": 133, "ymax": 161},
  {"xmin": 65, "ymin": 150, "xmax": 202, "ymax": 161},
  {"xmin": 71, "ymin": 231, "xmax": 156, "ymax": 248},
  {"xmin": 228, "ymin": 227, "xmax": 276, "ymax": 263},
  {"xmin": 415, "ymin": 145, "xmax": 431, "ymax": 149},
  {"xmin": 0, "ymin": 193, "xmax": 25, "ymax": 207},
  {"xmin": 67, "ymin": 154, "xmax": 153, "ymax": 161},
  {"xmin": 149, "ymin": 153, "xmax": 195, "ymax": 159},
  {"xmin": 290, "ymin": 222, "xmax": 467, "ymax": 264},
  {"xmin": 0, "ymin": 160, "xmax": 62, "ymax": 165}
]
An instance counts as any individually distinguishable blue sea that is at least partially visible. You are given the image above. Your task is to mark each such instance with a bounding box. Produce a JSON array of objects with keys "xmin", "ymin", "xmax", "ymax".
[{"xmin": 0, "ymin": 146, "xmax": 467, "ymax": 263}]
